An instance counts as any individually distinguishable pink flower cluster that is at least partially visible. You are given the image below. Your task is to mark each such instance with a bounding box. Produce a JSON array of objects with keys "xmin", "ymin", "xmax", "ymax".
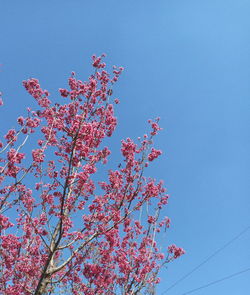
[
  {"xmin": 148, "ymin": 147, "xmax": 162, "ymax": 161},
  {"xmin": 92, "ymin": 54, "xmax": 106, "ymax": 68},
  {"xmin": 168, "ymin": 244, "xmax": 186, "ymax": 259},
  {"xmin": 0, "ymin": 214, "xmax": 14, "ymax": 230},
  {"xmin": 23, "ymin": 78, "xmax": 51, "ymax": 107},
  {"xmin": 5, "ymin": 129, "xmax": 17, "ymax": 144},
  {"xmin": 32, "ymin": 148, "xmax": 45, "ymax": 163}
]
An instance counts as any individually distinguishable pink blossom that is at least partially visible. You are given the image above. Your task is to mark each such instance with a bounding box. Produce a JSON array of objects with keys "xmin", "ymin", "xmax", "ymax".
[
  {"xmin": 59, "ymin": 88, "xmax": 69, "ymax": 97},
  {"xmin": 17, "ymin": 116, "xmax": 25, "ymax": 125},
  {"xmin": 0, "ymin": 215, "xmax": 14, "ymax": 230},
  {"xmin": 32, "ymin": 148, "xmax": 45, "ymax": 163},
  {"xmin": 168, "ymin": 244, "xmax": 185, "ymax": 259},
  {"xmin": 7, "ymin": 148, "xmax": 25, "ymax": 164},
  {"xmin": 148, "ymin": 148, "xmax": 162, "ymax": 161},
  {"xmin": 5, "ymin": 129, "xmax": 17, "ymax": 144}
]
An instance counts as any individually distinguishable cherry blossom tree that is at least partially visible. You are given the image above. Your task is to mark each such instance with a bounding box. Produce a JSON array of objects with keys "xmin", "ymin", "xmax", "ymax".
[{"xmin": 0, "ymin": 55, "xmax": 184, "ymax": 295}]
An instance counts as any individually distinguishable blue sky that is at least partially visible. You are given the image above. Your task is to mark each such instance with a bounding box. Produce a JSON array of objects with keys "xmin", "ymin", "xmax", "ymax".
[{"xmin": 1, "ymin": 1, "xmax": 250, "ymax": 294}]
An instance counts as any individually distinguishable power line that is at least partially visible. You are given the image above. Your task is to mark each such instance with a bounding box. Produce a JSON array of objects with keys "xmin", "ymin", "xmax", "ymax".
[
  {"xmin": 181, "ymin": 267, "xmax": 250, "ymax": 295},
  {"xmin": 162, "ymin": 225, "xmax": 250, "ymax": 294}
]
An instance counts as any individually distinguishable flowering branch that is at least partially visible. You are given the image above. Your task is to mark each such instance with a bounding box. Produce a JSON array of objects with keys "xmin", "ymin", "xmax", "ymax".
[{"xmin": 0, "ymin": 55, "xmax": 184, "ymax": 295}]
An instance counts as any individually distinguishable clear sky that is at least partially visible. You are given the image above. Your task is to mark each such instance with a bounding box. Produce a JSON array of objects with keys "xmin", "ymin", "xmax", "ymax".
[{"xmin": 1, "ymin": 1, "xmax": 250, "ymax": 294}]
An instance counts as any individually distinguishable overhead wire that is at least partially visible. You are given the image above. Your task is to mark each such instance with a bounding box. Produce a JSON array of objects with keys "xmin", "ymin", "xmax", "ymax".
[
  {"xmin": 161, "ymin": 225, "xmax": 250, "ymax": 294},
  {"xmin": 180, "ymin": 267, "xmax": 250, "ymax": 295}
]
